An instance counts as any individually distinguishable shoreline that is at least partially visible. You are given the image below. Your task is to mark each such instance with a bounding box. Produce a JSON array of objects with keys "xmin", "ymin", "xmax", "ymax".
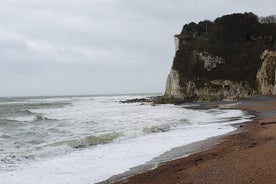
[
  {"xmin": 102, "ymin": 133, "xmax": 230, "ymax": 184},
  {"xmin": 108, "ymin": 95, "xmax": 276, "ymax": 184}
]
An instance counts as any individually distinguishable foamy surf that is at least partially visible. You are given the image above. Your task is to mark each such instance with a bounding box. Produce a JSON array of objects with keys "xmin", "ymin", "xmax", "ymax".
[{"xmin": 0, "ymin": 95, "xmax": 252, "ymax": 184}]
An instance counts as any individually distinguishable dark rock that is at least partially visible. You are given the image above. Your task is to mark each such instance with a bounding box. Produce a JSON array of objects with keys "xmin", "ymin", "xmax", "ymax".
[{"xmin": 164, "ymin": 12, "xmax": 276, "ymax": 103}]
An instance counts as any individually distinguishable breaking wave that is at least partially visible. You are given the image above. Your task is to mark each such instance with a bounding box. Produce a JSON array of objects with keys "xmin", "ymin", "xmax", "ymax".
[
  {"xmin": 143, "ymin": 125, "xmax": 170, "ymax": 134},
  {"xmin": 0, "ymin": 132, "xmax": 124, "ymax": 168},
  {"xmin": 3, "ymin": 114, "xmax": 57, "ymax": 123},
  {"xmin": 20, "ymin": 109, "xmax": 35, "ymax": 115},
  {"xmin": 143, "ymin": 118, "xmax": 189, "ymax": 134},
  {"xmin": 31, "ymin": 115, "xmax": 55, "ymax": 122},
  {"xmin": 53, "ymin": 132, "xmax": 123, "ymax": 149},
  {"xmin": 2, "ymin": 121, "xmax": 192, "ymax": 165},
  {"xmin": 26, "ymin": 132, "xmax": 123, "ymax": 157}
]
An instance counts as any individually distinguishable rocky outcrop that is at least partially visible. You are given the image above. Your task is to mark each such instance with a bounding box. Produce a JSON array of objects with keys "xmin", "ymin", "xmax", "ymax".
[
  {"xmin": 256, "ymin": 50, "xmax": 276, "ymax": 95},
  {"xmin": 194, "ymin": 52, "xmax": 225, "ymax": 71},
  {"xmin": 164, "ymin": 69, "xmax": 255, "ymax": 102},
  {"xmin": 165, "ymin": 69, "xmax": 184, "ymax": 99},
  {"xmin": 164, "ymin": 13, "xmax": 276, "ymax": 102}
]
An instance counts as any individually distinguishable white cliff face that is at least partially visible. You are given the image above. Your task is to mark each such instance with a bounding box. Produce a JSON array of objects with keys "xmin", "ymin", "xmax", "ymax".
[
  {"xmin": 256, "ymin": 50, "xmax": 276, "ymax": 95},
  {"xmin": 174, "ymin": 36, "xmax": 180, "ymax": 52},
  {"xmin": 164, "ymin": 37, "xmax": 183, "ymax": 100},
  {"xmin": 164, "ymin": 69, "xmax": 184, "ymax": 99}
]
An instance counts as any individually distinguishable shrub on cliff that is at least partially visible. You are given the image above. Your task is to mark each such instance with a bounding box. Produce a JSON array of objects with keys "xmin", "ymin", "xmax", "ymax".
[{"xmin": 173, "ymin": 12, "xmax": 276, "ymax": 88}]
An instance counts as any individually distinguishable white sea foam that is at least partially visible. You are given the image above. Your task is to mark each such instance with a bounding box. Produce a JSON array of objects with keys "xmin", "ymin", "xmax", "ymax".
[
  {"xmin": 5, "ymin": 116, "xmax": 37, "ymax": 122},
  {"xmin": 0, "ymin": 95, "xmax": 252, "ymax": 184},
  {"xmin": 0, "ymin": 124, "xmax": 235, "ymax": 184}
]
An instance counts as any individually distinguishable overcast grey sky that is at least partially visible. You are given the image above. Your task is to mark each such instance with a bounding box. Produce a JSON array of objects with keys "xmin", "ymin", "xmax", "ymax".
[{"xmin": 0, "ymin": 0, "xmax": 275, "ymax": 97}]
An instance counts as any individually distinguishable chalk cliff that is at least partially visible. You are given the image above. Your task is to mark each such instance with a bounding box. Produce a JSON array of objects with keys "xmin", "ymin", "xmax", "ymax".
[
  {"xmin": 164, "ymin": 13, "xmax": 276, "ymax": 102},
  {"xmin": 256, "ymin": 50, "xmax": 276, "ymax": 95}
]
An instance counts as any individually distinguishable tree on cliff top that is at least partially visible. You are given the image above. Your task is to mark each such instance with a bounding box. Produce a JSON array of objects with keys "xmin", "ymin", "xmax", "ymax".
[{"xmin": 259, "ymin": 15, "xmax": 276, "ymax": 24}]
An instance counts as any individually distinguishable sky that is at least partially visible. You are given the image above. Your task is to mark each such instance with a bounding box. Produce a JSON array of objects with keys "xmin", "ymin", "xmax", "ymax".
[{"xmin": 0, "ymin": 0, "xmax": 275, "ymax": 97}]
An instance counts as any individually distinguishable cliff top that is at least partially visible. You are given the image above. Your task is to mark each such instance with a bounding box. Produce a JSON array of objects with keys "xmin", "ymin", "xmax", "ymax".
[{"xmin": 173, "ymin": 12, "xmax": 276, "ymax": 87}]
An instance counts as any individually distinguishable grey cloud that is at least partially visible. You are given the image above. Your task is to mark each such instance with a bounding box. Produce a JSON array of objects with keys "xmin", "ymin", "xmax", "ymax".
[{"xmin": 0, "ymin": 0, "xmax": 275, "ymax": 96}]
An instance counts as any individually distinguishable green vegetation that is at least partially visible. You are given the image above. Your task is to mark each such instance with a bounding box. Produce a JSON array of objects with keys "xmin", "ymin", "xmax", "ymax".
[{"xmin": 172, "ymin": 12, "xmax": 276, "ymax": 88}]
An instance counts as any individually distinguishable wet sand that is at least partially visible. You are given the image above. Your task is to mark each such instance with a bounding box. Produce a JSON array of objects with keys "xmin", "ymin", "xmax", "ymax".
[{"xmin": 114, "ymin": 96, "xmax": 276, "ymax": 184}]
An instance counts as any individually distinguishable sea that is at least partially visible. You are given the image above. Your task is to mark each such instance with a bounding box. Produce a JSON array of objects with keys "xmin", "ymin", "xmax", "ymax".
[{"xmin": 0, "ymin": 94, "xmax": 252, "ymax": 184}]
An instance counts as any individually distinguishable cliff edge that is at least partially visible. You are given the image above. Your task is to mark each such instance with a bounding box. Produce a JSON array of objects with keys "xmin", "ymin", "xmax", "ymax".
[{"xmin": 164, "ymin": 13, "xmax": 276, "ymax": 102}]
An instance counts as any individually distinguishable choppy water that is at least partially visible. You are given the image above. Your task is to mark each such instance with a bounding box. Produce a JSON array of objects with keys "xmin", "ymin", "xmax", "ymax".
[{"xmin": 0, "ymin": 94, "xmax": 251, "ymax": 183}]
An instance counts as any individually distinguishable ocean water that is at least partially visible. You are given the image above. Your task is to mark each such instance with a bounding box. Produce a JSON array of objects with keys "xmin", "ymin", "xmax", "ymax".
[{"xmin": 0, "ymin": 94, "xmax": 251, "ymax": 184}]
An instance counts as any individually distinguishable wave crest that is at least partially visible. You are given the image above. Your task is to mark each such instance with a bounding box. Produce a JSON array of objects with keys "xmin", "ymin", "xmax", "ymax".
[
  {"xmin": 65, "ymin": 132, "xmax": 123, "ymax": 148},
  {"xmin": 143, "ymin": 125, "xmax": 170, "ymax": 134}
]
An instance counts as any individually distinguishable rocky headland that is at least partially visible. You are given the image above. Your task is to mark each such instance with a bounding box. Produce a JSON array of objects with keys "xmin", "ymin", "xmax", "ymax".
[{"xmin": 163, "ymin": 13, "xmax": 276, "ymax": 103}]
